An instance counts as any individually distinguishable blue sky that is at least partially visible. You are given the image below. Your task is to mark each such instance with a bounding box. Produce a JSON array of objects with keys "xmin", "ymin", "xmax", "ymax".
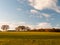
[{"xmin": 0, "ymin": 0, "xmax": 60, "ymax": 29}]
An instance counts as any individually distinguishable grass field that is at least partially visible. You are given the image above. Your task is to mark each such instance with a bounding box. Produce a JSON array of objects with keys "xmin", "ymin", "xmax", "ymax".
[{"xmin": 0, "ymin": 32, "xmax": 60, "ymax": 45}]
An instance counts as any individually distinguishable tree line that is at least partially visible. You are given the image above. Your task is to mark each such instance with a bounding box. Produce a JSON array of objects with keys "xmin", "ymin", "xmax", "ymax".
[{"xmin": 0, "ymin": 25, "xmax": 60, "ymax": 32}]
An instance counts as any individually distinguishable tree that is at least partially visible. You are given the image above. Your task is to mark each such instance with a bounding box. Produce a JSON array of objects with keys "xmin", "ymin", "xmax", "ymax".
[
  {"xmin": 25, "ymin": 27, "xmax": 30, "ymax": 31},
  {"xmin": 1, "ymin": 25, "xmax": 9, "ymax": 31},
  {"xmin": 15, "ymin": 26, "xmax": 30, "ymax": 31},
  {"xmin": 15, "ymin": 26, "xmax": 26, "ymax": 31}
]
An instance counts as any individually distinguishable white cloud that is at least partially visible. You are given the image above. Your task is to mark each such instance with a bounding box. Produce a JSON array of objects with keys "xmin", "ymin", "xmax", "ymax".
[
  {"xmin": 0, "ymin": 22, "xmax": 16, "ymax": 30},
  {"xmin": 28, "ymin": 0, "xmax": 57, "ymax": 10},
  {"xmin": 42, "ymin": 13, "xmax": 51, "ymax": 21},
  {"xmin": 0, "ymin": 21, "xmax": 60, "ymax": 30},
  {"xmin": 53, "ymin": 6, "xmax": 60, "ymax": 13},
  {"xmin": 0, "ymin": 21, "xmax": 34, "ymax": 30},
  {"xmin": 28, "ymin": 0, "xmax": 60, "ymax": 13},
  {"xmin": 36, "ymin": 22, "xmax": 52, "ymax": 29},
  {"xmin": 30, "ymin": 11, "xmax": 51, "ymax": 20},
  {"xmin": 42, "ymin": 13, "xmax": 51, "ymax": 18},
  {"xmin": 30, "ymin": 9, "xmax": 38, "ymax": 13}
]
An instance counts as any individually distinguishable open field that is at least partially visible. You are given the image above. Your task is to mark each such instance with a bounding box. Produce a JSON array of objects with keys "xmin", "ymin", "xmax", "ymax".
[
  {"xmin": 0, "ymin": 32, "xmax": 60, "ymax": 39},
  {"xmin": 0, "ymin": 32, "xmax": 60, "ymax": 45}
]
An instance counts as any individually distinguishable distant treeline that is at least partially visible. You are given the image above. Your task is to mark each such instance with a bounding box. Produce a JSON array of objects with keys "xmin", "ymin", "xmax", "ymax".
[
  {"xmin": 0, "ymin": 25, "xmax": 60, "ymax": 32},
  {"xmin": 6, "ymin": 28, "xmax": 60, "ymax": 32},
  {"xmin": 29, "ymin": 28, "xmax": 60, "ymax": 32}
]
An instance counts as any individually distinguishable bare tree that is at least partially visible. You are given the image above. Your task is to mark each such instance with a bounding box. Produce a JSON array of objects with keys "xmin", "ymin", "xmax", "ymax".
[{"xmin": 1, "ymin": 25, "xmax": 9, "ymax": 31}]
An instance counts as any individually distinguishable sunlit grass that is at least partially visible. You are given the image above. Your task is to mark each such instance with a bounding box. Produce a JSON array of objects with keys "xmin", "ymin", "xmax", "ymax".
[{"xmin": 0, "ymin": 32, "xmax": 60, "ymax": 45}]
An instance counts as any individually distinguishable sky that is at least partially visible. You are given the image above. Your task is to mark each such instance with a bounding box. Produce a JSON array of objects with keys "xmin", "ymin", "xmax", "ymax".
[{"xmin": 0, "ymin": 0, "xmax": 60, "ymax": 29}]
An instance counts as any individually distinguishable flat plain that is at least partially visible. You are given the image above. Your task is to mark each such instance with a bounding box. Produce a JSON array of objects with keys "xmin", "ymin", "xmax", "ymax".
[{"xmin": 0, "ymin": 32, "xmax": 60, "ymax": 45}]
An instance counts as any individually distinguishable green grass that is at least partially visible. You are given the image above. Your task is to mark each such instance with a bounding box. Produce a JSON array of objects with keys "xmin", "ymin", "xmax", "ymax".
[
  {"xmin": 0, "ymin": 32, "xmax": 60, "ymax": 39},
  {"xmin": 0, "ymin": 32, "xmax": 60, "ymax": 45}
]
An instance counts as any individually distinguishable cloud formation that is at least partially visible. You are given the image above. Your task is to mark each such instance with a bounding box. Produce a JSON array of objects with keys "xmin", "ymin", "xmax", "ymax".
[
  {"xmin": 30, "ymin": 10, "xmax": 51, "ymax": 20},
  {"xmin": 42, "ymin": 13, "xmax": 51, "ymax": 21},
  {"xmin": 0, "ymin": 21, "xmax": 34, "ymax": 30},
  {"xmin": 30, "ymin": 9, "xmax": 38, "ymax": 13},
  {"xmin": 28, "ymin": 0, "xmax": 60, "ymax": 13},
  {"xmin": 0, "ymin": 21, "xmax": 60, "ymax": 30},
  {"xmin": 36, "ymin": 22, "xmax": 52, "ymax": 29}
]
